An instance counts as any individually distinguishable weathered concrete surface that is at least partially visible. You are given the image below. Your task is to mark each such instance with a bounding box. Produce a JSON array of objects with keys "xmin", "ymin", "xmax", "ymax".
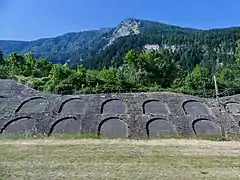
[
  {"xmin": 147, "ymin": 118, "xmax": 176, "ymax": 138},
  {"xmin": 0, "ymin": 79, "xmax": 240, "ymax": 138}
]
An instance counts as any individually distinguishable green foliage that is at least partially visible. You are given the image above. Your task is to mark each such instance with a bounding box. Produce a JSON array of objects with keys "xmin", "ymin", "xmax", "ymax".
[
  {"xmin": 0, "ymin": 66, "xmax": 8, "ymax": 79},
  {"xmin": 123, "ymin": 49, "xmax": 180, "ymax": 88},
  {"xmin": 218, "ymin": 67, "xmax": 236, "ymax": 86},
  {"xmin": 2, "ymin": 41, "xmax": 240, "ymax": 97},
  {"xmin": 184, "ymin": 65, "xmax": 213, "ymax": 90},
  {"xmin": 33, "ymin": 58, "xmax": 53, "ymax": 78},
  {"xmin": 235, "ymin": 40, "xmax": 240, "ymax": 64},
  {"xmin": 0, "ymin": 49, "xmax": 3, "ymax": 62},
  {"xmin": 82, "ymin": 21, "xmax": 240, "ymax": 70},
  {"xmin": 1, "ymin": 18, "xmax": 240, "ymax": 71},
  {"xmin": 0, "ymin": 29, "xmax": 112, "ymax": 66}
]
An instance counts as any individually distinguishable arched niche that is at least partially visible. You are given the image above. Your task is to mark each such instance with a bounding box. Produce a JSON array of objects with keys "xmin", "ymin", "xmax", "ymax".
[
  {"xmin": 146, "ymin": 118, "xmax": 176, "ymax": 138},
  {"xmin": 58, "ymin": 98, "xmax": 88, "ymax": 114},
  {"xmin": 48, "ymin": 117, "xmax": 80, "ymax": 136},
  {"xmin": 101, "ymin": 99, "xmax": 127, "ymax": 114},
  {"xmin": 192, "ymin": 119, "xmax": 222, "ymax": 136},
  {"xmin": 1, "ymin": 117, "xmax": 35, "ymax": 134},
  {"xmin": 238, "ymin": 121, "xmax": 240, "ymax": 133},
  {"xmin": 15, "ymin": 97, "xmax": 47, "ymax": 113},
  {"xmin": 225, "ymin": 102, "xmax": 240, "ymax": 115},
  {"xmin": 0, "ymin": 96, "xmax": 7, "ymax": 111},
  {"xmin": 143, "ymin": 99, "xmax": 169, "ymax": 114},
  {"xmin": 98, "ymin": 117, "xmax": 128, "ymax": 138},
  {"xmin": 183, "ymin": 100, "xmax": 210, "ymax": 116}
]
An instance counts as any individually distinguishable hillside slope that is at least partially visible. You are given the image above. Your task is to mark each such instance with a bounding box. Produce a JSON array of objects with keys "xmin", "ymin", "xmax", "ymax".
[
  {"xmin": 1, "ymin": 18, "xmax": 240, "ymax": 69},
  {"xmin": 0, "ymin": 28, "xmax": 112, "ymax": 65}
]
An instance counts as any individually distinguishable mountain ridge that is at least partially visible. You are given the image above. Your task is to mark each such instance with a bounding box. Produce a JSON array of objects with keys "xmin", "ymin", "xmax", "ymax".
[
  {"xmin": 2, "ymin": 18, "xmax": 240, "ymax": 43},
  {"xmin": 1, "ymin": 18, "xmax": 240, "ymax": 68}
]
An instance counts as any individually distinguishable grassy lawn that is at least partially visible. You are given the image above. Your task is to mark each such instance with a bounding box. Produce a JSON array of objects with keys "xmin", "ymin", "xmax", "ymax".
[{"xmin": 0, "ymin": 138, "xmax": 239, "ymax": 180}]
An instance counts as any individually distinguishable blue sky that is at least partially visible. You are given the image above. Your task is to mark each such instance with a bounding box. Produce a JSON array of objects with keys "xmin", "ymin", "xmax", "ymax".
[{"xmin": 0, "ymin": 0, "xmax": 239, "ymax": 41}]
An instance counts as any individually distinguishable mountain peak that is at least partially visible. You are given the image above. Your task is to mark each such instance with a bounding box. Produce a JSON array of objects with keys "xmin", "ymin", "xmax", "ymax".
[
  {"xmin": 120, "ymin": 17, "xmax": 139, "ymax": 23},
  {"xmin": 105, "ymin": 18, "xmax": 141, "ymax": 47},
  {"xmin": 1, "ymin": 18, "xmax": 240, "ymax": 69}
]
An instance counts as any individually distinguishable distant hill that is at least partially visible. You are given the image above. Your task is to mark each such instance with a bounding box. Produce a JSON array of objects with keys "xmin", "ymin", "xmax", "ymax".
[
  {"xmin": 0, "ymin": 28, "xmax": 112, "ymax": 66},
  {"xmin": 1, "ymin": 18, "xmax": 240, "ymax": 69}
]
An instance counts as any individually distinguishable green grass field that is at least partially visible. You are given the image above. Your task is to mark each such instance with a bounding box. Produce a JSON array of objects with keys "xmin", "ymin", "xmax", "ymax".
[{"xmin": 0, "ymin": 138, "xmax": 240, "ymax": 180}]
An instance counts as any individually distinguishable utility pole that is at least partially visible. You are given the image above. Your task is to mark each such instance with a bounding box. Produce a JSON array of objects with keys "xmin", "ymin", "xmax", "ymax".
[
  {"xmin": 213, "ymin": 75, "xmax": 219, "ymax": 101},
  {"xmin": 213, "ymin": 75, "xmax": 225, "ymax": 137}
]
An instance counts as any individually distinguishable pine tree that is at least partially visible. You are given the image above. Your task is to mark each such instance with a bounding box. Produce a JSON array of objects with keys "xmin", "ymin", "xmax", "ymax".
[{"xmin": 0, "ymin": 50, "xmax": 3, "ymax": 62}]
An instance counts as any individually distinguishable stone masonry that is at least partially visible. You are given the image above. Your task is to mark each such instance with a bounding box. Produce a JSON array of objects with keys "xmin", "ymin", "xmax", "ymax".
[{"xmin": 0, "ymin": 79, "xmax": 240, "ymax": 138}]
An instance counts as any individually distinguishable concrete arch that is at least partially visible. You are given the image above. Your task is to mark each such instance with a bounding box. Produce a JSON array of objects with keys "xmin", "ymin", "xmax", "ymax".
[
  {"xmin": 224, "ymin": 101, "xmax": 240, "ymax": 115},
  {"xmin": 15, "ymin": 96, "xmax": 46, "ymax": 113},
  {"xmin": 58, "ymin": 98, "xmax": 87, "ymax": 114},
  {"xmin": 0, "ymin": 116, "xmax": 34, "ymax": 134},
  {"xmin": 182, "ymin": 100, "xmax": 209, "ymax": 116},
  {"xmin": 192, "ymin": 118, "xmax": 222, "ymax": 136},
  {"xmin": 142, "ymin": 99, "xmax": 169, "ymax": 114},
  {"xmin": 97, "ymin": 117, "xmax": 128, "ymax": 138},
  {"xmin": 146, "ymin": 118, "xmax": 176, "ymax": 138},
  {"xmin": 48, "ymin": 117, "xmax": 78, "ymax": 136},
  {"xmin": 100, "ymin": 99, "xmax": 127, "ymax": 114}
]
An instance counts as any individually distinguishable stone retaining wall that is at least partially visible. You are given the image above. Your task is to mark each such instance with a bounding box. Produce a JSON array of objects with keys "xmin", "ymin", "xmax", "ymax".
[{"xmin": 0, "ymin": 79, "xmax": 240, "ymax": 138}]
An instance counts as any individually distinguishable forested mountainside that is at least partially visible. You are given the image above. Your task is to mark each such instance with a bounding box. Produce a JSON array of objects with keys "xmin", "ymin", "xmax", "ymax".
[
  {"xmin": 1, "ymin": 18, "xmax": 240, "ymax": 70},
  {"xmin": 1, "ymin": 18, "xmax": 240, "ymax": 97},
  {"xmin": 1, "ymin": 39, "xmax": 240, "ymax": 97},
  {"xmin": 0, "ymin": 28, "xmax": 112, "ymax": 66},
  {"xmin": 83, "ymin": 24, "xmax": 240, "ymax": 70}
]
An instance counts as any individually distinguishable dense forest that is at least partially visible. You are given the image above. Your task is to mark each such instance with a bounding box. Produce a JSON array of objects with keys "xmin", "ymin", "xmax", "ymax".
[
  {"xmin": 1, "ymin": 18, "xmax": 240, "ymax": 70},
  {"xmin": 0, "ymin": 28, "xmax": 112, "ymax": 66},
  {"xmin": 82, "ymin": 27, "xmax": 240, "ymax": 70},
  {"xmin": 2, "ymin": 19, "xmax": 240, "ymax": 97},
  {"xmin": 1, "ymin": 39, "xmax": 240, "ymax": 97}
]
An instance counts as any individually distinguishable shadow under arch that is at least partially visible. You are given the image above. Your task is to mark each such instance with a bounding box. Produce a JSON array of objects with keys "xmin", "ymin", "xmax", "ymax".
[
  {"xmin": 191, "ymin": 118, "xmax": 222, "ymax": 136},
  {"xmin": 97, "ymin": 117, "xmax": 127, "ymax": 137},
  {"xmin": 58, "ymin": 98, "xmax": 83, "ymax": 113},
  {"xmin": 224, "ymin": 101, "xmax": 240, "ymax": 111},
  {"xmin": 15, "ymin": 96, "xmax": 46, "ymax": 113},
  {"xmin": 224, "ymin": 101, "xmax": 240, "ymax": 105},
  {"xmin": 47, "ymin": 116, "xmax": 77, "ymax": 137},
  {"xmin": 192, "ymin": 118, "xmax": 208, "ymax": 135},
  {"xmin": 182, "ymin": 99, "xmax": 206, "ymax": 115},
  {"xmin": 142, "ymin": 99, "xmax": 165, "ymax": 114},
  {"xmin": 146, "ymin": 117, "xmax": 173, "ymax": 138},
  {"xmin": 100, "ymin": 98, "xmax": 127, "ymax": 114},
  {"xmin": 0, "ymin": 116, "xmax": 33, "ymax": 134}
]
